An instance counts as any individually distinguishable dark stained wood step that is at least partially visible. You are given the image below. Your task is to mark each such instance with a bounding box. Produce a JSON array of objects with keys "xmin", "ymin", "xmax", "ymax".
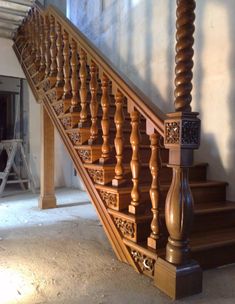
[{"xmin": 190, "ymin": 227, "xmax": 235, "ymax": 269}]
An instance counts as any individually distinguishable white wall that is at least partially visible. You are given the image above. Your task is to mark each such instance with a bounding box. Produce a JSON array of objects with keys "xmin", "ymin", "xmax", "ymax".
[
  {"xmin": 67, "ymin": 0, "xmax": 235, "ymax": 200},
  {"xmin": 0, "ymin": 37, "xmax": 78, "ymax": 189}
]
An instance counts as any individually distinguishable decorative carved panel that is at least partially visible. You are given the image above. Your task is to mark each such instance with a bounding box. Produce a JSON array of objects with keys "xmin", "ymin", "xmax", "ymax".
[
  {"xmin": 61, "ymin": 117, "xmax": 71, "ymax": 129},
  {"xmin": 68, "ymin": 132, "xmax": 81, "ymax": 145},
  {"xmin": 87, "ymin": 169, "xmax": 104, "ymax": 184},
  {"xmin": 53, "ymin": 102, "xmax": 63, "ymax": 116},
  {"xmin": 46, "ymin": 89, "xmax": 57, "ymax": 103},
  {"xmin": 165, "ymin": 121, "xmax": 180, "ymax": 145},
  {"xmin": 130, "ymin": 249, "xmax": 155, "ymax": 276},
  {"xmin": 77, "ymin": 149, "xmax": 91, "ymax": 162},
  {"xmin": 113, "ymin": 217, "xmax": 135, "ymax": 238},
  {"xmin": 99, "ymin": 190, "xmax": 117, "ymax": 209},
  {"xmin": 182, "ymin": 120, "xmax": 200, "ymax": 145},
  {"xmin": 28, "ymin": 64, "xmax": 37, "ymax": 76}
]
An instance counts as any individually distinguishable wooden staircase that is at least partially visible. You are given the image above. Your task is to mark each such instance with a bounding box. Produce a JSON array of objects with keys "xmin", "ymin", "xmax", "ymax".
[{"xmin": 12, "ymin": 0, "xmax": 235, "ymax": 300}]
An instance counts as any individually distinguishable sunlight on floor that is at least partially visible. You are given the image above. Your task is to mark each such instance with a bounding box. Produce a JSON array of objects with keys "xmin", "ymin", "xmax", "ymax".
[{"xmin": 0, "ymin": 267, "xmax": 34, "ymax": 304}]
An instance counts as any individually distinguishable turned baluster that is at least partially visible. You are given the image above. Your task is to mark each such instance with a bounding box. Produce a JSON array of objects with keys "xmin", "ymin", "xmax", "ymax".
[
  {"xmin": 100, "ymin": 74, "xmax": 111, "ymax": 163},
  {"xmin": 147, "ymin": 132, "xmax": 161, "ymax": 249},
  {"xmin": 70, "ymin": 39, "xmax": 79, "ymax": 112},
  {"xmin": 128, "ymin": 110, "xmax": 142, "ymax": 214},
  {"xmin": 55, "ymin": 22, "xmax": 64, "ymax": 88},
  {"xmin": 112, "ymin": 90, "xmax": 125, "ymax": 186},
  {"xmin": 155, "ymin": 0, "xmax": 202, "ymax": 299},
  {"xmin": 78, "ymin": 48, "xmax": 88, "ymax": 126},
  {"xmin": 44, "ymin": 16, "xmax": 51, "ymax": 77},
  {"xmin": 39, "ymin": 16, "xmax": 46, "ymax": 75},
  {"xmin": 62, "ymin": 31, "xmax": 71, "ymax": 99},
  {"xmin": 88, "ymin": 61, "xmax": 99, "ymax": 144},
  {"xmin": 49, "ymin": 15, "xmax": 57, "ymax": 78},
  {"xmin": 35, "ymin": 10, "xmax": 41, "ymax": 66}
]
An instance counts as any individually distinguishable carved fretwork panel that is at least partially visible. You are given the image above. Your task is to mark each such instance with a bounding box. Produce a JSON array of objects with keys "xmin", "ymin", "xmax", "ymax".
[
  {"xmin": 99, "ymin": 190, "xmax": 117, "ymax": 209},
  {"xmin": 46, "ymin": 89, "xmax": 57, "ymax": 103},
  {"xmin": 87, "ymin": 169, "xmax": 104, "ymax": 184},
  {"xmin": 182, "ymin": 120, "xmax": 200, "ymax": 145},
  {"xmin": 113, "ymin": 217, "xmax": 135, "ymax": 239},
  {"xmin": 53, "ymin": 102, "xmax": 63, "ymax": 116},
  {"xmin": 60, "ymin": 117, "xmax": 72, "ymax": 129},
  {"xmin": 165, "ymin": 121, "xmax": 180, "ymax": 145},
  {"xmin": 28, "ymin": 64, "xmax": 37, "ymax": 76},
  {"xmin": 129, "ymin": 248, "xmax": 155, "ymax": 277},
  {"xmin": 68, "ymin": 131, "xmax": 81, "ymax": 146},
  {"xmin": 77, "ymin": 149, "xmax": 91, "ymax": 163}
]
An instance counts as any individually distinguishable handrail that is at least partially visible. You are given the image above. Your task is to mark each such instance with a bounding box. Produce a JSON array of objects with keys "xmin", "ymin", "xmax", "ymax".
[{"xmin": 34, "ymin": 1, "xmax": 166, "ymax": 137}]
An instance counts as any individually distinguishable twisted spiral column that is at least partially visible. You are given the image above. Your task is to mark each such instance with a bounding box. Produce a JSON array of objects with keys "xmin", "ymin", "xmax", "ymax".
[{"xmin": 174, "ymin": 0, "xmax": 196, "ymax": 112}]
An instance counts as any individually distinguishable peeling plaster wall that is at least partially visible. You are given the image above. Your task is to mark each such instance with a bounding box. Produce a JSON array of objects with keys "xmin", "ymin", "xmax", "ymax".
[{"xmin": 67, "ymin": 0, "xmax": 235, "ymax": 200}]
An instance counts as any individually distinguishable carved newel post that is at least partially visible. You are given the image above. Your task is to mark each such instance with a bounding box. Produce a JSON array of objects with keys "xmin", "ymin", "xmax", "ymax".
[{"xmin": 155, "ymin": 0, "xmax": 202, "ymax": 299}]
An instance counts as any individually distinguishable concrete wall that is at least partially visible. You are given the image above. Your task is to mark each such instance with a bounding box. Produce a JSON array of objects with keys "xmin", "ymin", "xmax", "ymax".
[{"xmin": 67, "ymin": 0, "xmax": 235, "ymax": 200}]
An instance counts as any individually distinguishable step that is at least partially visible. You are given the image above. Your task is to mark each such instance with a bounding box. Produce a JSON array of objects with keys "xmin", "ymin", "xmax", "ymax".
[
  {"xmin": 160, "ymin": 180, "xmax": 228, "ymax": 205},
  {"xmin": 191, "ymin": 227, "xmax": 235, "ymax": 269}
]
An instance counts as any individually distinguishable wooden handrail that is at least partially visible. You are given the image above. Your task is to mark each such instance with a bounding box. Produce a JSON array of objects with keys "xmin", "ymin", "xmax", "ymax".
[{"xmin": 33, "ymin": 2, "xmax": 166, "ymax": 137}]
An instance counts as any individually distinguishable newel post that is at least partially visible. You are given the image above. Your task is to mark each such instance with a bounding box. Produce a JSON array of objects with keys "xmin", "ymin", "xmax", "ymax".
[{"xmin": 155, "ymin": 0, "xmax": 202, "ymax": 299}]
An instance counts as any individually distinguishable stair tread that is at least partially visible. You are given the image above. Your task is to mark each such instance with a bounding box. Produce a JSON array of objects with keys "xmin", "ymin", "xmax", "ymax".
[
  {"xmin": 191, "ymin": 226, "xmax": 235, "ymax": 251},
  {"xmin": 194, "ymin": 201, "xmax": 235, "ymax": 214},
  {"xmin": 161, "ymin": 180, "xmax": 228, "ymax": 189}
]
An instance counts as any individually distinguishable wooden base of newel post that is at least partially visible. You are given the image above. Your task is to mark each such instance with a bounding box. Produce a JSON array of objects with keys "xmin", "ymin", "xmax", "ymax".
[
  {"xmin": 154, "ymin": 112, "xmax": 202, "ymax": 299},
  {"xmin": 38, "ymin": 105, "xmax": 57, "ymax": 209},
  {"xmin": 154, "ymin": 258, "xmax": 202, "ymax": 300}
]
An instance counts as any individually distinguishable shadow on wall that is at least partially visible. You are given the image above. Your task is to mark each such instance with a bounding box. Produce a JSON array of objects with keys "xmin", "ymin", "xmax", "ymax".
[
  {"xmin": 194, "ymin": 0, "xmax": 235, "ymax": 199},
  {"xmin": 67, "ymin": 0, "xmax": 235, "ymax": 200}
]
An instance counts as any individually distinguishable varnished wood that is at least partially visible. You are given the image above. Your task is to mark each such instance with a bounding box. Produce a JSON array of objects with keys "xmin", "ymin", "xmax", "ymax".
[
  {"xmin": 128, "ymin": 110, "xmax": 142, "ymax": 214},
  {"xmin": 78, "ymin": 48, "xmax": 88, "ymax": 126},
  {"xmin": 49, "ymin": 15, "xmax": 57, "ymax": 78},
  {"xmin": 112, "ymin": 90, "xmax": 125, "ymax": 186},
  {"xmin": 44, "ymin": 15, "xmax": 51, "ymax": 77},
  {"xmin": 88, "ymin": 61, "xmax": 99, "ymax": 144},
  {"xmin": 100, "ymin": 73, "xmax": 111, "ymax": 163},
  {"xmin": 55, "ymin": 22, "xmax": 64, "ymax": 88},
  {"xmin": 70, "ymin": 39, "xmax": 80, "ymax": 112},
  {"xmin": 62, "ymin": 30, "xmax": 72, "ymax": 99},
  {"xmin": 174, "ymin": 0, "xmax": 196, "ymax": 112},
  {"xmin": 39, "ymin": 15, "xmax": 46, "ymax": 76},
  {"xmin": 147, "ymin": 132, "xmax": 161, "ymax": 249},
  {"xmin": 38, "ymin": 105, "xmax": 57, "ymax": 209},
  {"xmin": 34, "ymin": 10, "xmax": 41, "ymax": 67}
]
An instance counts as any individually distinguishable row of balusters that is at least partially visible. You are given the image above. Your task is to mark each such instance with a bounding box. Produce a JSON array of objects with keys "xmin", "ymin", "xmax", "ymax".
[{"xmin": 17, "ymin": 8, "xmax": 162, "ymax": 249}]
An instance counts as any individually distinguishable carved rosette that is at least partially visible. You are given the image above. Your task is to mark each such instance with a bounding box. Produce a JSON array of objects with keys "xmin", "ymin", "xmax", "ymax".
[
  {"xmin": 99, "ymin": 190, "xmax": 117, "ymax": 209},
  {"xmin": 77, "ymin": 149, "xmax": 91, "ymax": 163},
  {"xmin": 60, "ymin": 116, "xmax": 71, "ymax": 129},
  {"xmin": 87, "ymin": 169, "xmax": 104, "ymax": 184},
  {"xmin": 68, "ymin": 132, "xmax": 81, "ymax": 145},
  {"xmin": 130, "ymin": 249, "xmax": 155, "ymax": 277},
  {"xmin": 164, "ymin": 113, "xmax": 200, "ymax": 149},
  {"xmin": 113, "ymin": 217, "xmax": 135, "ymax": 239},
  {"xmin": 53, "ymin": 102, "xmax": 63, "ymax": 116},
  {"xmin": 46, "ymin": 89, "xmax": 57, "ymax": 103}
]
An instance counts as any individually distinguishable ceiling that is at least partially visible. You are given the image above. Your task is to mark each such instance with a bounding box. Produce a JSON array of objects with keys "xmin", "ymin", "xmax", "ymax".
[{"xmin": 0, "ymin": 0, "xmax": 35, "ymax": 39}]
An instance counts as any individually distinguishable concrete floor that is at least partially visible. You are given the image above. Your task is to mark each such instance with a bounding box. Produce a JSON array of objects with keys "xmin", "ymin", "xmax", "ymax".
[{"xmin": 0, "ymin": 187, "xmax": 235, "ymax": 304}]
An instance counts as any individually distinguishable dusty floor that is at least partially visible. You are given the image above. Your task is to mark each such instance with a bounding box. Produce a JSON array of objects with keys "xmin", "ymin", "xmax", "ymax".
[{"xmin": 0, "ymin": 187, "xmax": 235, "ymax": 304}]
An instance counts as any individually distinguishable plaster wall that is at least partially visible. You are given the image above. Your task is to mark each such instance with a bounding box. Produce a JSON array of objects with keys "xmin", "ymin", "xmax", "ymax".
[{"xmin": 67, "ymin": 0, "xmax": 235, "ymax": 200}]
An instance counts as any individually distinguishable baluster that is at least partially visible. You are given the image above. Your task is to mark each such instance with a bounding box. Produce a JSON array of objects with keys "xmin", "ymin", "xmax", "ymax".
[
  {"xmin": 155, "ymin": 0, "xmax": 202, "ymax": 299},
  {"xmin": 128, "ymin": 110, "xmax": 142, "ymax": 214},
  {"xmin": 78, "ymin": 48, "xmax": 88, "ymax": 126},
  {"xmin": 55, "ymin": 22, "xmax": 64, "ymax": 88},
  {"xmin": 88, "ymin": 61, "xmax": 99, "ymax": 144},
  {"xmin": 112, "ymin": 90, "xmax": 125, "ymax": 186},
  {"xmin": 49, "ymin": 15, "xmax": 57, "ymax": 78},
  {"xmin": 35, "ymin": 10, "xmax": 41, "ymax": 66},
  {"xmin": 39, "ymin": 15, "xmax": 46, "ymax": 76},
  {"xmin": 70, "ymin": 39, "xmax": 79, "ymax": 112},
  {"xmin": 147, "ymin": 132, "xmax": 161, "ymax": 249},
  {"xmin": 99, "ymin": 74, "xmax": 111, "ymax": 163},
  {"xmin": 44, "ymin": 16, "xmax": 51, "ymax": 77},
  {"xmin": 62, "ymin": 30, "xmax": 71, "ymax": 99}
]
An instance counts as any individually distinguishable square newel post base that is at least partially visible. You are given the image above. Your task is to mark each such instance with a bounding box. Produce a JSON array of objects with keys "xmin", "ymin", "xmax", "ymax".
[
  {"xmin": 154, "ymin": 258, "xmax": 202, "ymax": 300},
  {"xmin": 38, "ymin": 194, "xmax": 57, "ymax": 210}
]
